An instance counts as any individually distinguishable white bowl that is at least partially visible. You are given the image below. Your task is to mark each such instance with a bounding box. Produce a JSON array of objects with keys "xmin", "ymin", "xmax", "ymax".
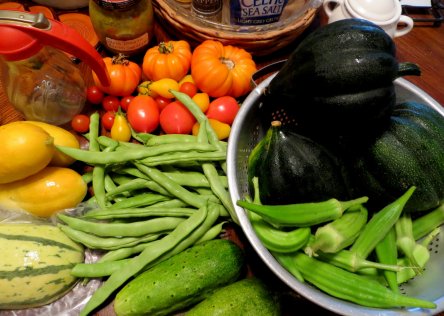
[{"xmin": 227, "ymin": 73, "xmax": 444, "ymax": 315}]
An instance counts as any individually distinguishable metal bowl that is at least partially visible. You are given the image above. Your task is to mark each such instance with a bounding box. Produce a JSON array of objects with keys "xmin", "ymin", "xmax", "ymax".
[{"xmin": 226, "ymin": 74, "xmax": 444, "ymax": 315}]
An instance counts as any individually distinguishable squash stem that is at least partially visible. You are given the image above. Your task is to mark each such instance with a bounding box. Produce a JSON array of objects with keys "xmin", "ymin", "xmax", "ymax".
[{"xmin": 397, "ymin": 62, "xmax": 421, "ymax": 78}]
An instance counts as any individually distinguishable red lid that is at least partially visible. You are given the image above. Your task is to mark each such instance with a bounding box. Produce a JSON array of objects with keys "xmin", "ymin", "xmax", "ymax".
[{"xmin": 0, "ymin": 26, "xmax": 43, "ymax": 61}]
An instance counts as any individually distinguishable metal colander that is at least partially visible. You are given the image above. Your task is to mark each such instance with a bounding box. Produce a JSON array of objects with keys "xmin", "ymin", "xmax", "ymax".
[{"xmin": 226, "ymin": 73, "xmax": 444, "ymax": 315}]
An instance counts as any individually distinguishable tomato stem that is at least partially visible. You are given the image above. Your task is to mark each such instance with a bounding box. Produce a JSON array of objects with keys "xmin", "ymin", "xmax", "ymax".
[
  {"xmin": 220, "ymin": 57, "xmax": 235, "ymax": 70},
  {"xmin": 158, "ymin": 42, "xmax": 174, "ymax": 54},
  {"xmin": 112, "ymin": 53, "xmax": 130, "ymax": 65}
]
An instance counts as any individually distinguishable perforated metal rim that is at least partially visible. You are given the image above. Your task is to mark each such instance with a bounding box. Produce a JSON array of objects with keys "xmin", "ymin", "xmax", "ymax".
[{"xmin": 227, "ymin": 75, "xmax": 444, "ymax": 316}]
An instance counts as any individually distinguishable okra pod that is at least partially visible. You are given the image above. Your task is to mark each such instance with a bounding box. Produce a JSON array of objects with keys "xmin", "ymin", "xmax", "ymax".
[
  {"xmin": 250, "ymin": 212, "xmax": 311, "ymax": 253},
  {"xmin": 350, "ymin": 186, "xmax": 416, "ymax": 259},
  {"xmin": 374, "ymin": 227, "xmax": 399, "ymax": 293},
  {"xmin": 316, "ymin": 249, "xmax": 403, "ymax": 273},
  {"xmin": 412, "ymin": 203, "xmax": 444, "ymax": 240},
  {"xmin": 306, "ymin": 205, "xmax": 368, "ymax": 256},
  {"xmin": 289, "ymin": 252, "xmax": 436, "ymax": 309},
  {"xmin": 395, "ymin": 213, "xmax": 422, "ymax": 273},
  {"xmin": 236, "ymin": 196, "xmax": 369, "ymax": 227}
]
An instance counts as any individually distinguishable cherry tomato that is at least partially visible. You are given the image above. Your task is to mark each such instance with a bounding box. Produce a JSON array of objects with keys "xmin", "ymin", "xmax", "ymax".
[
  {"xmin": 86, "ymin": 85, "xmax": 105, "ymax": 105},
  {"xmin": 127, "ymin": 95, "xmax": 160, "ymax": 133},
  {"xmin": 111, "ymin": 110, "xmax": 132, "ymax": 142},
  {"xmin": 102, "ymin": 95, "xmax": 120, "ymax": 112},
  {"xmin": 179, "ymin": 82, "xmax": 198, "ymax": 98},
  {"xmin": 154, "ymin": 96, "xmax": 171, "ymax": 112},
  {"xmin": 120, "ymin": 95, "xmax": 135, "ymax": 112},
  {"xmin": 101, "ymin": 111, "xmax": 115, "ymax": 131},
  {"xmin": 206, "ymin": 96, "xmax": 240, "ymax": 125},
  {"xmin": 192, "ymin": 92, "xmax": 210, "ymax": 113},
  {"xmin": 71, "ymin": 114, "xmax": 90, "ymax": 133},
  {"xmin": 160, "ymin": 101, "xmax": 196, "ymax": 134}
]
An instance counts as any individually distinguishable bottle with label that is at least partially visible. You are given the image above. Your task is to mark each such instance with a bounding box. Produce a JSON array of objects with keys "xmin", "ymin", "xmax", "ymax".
[
  {"xmin": 229, "ymin": 0, "xmax": 289, "ymax": 26},
  {"xmin": 192, "ymin": 0, "xmax": 222, "ymax": 23},
  {"xmin": 89, "ymin": 0, "xmax": 154, "ymax": 56}
]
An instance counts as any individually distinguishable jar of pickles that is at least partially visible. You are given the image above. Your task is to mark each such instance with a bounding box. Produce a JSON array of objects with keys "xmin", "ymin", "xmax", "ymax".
[{"xmin": 89, "ymin": 0, "xmax": 154, "ymax": 56}]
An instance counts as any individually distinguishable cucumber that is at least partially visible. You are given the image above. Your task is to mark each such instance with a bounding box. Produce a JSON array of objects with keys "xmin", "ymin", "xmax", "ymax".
[
  {"xmin": 114, "ymin": 238, "xmax": 245, "ymax": 316},
  {"xmin": 186, "ymin": 277, "xmax": 281, "ymax": 316}
]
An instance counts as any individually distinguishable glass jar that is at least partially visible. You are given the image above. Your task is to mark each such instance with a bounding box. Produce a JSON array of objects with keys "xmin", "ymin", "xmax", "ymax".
[
  {"xmin": 89, "ymin": 0, "xmax": 154, "ymax": 56},
  {"xmin": 0, "ymin": 46, "xmax": 86, "ymax": 125}
]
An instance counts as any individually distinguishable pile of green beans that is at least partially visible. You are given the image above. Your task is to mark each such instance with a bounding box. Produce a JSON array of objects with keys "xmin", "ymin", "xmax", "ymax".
[
  {"xmin": 55, "ymin": 90, "xmax": 238, "ymax": 316},
  {"xmin": 238, "ymin": 177, "xmax": 441, "ymax": 310}
]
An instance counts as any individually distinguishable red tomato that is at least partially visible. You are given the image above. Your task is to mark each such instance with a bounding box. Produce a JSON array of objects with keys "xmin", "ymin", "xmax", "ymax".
[
  {"xmin": 126, "ymin": 95, "xmax": 160, "ymax": 133},
  {"xmin": 101, "ymin": 111, "xmax": 115, "ymax": 131},
  {"xmin": 120, "ymin": 95, "xmax": 135, "ymax": 112},
  {"xmin": 102, "ymin": 95, "xmax": 120, "ymax": 112},
  {"xmin": 71, "ymin": 114, "xmax": 90, "ymax": 133},
  {"xmin": 160, "ymin": 101, "xmax": 196, "ymax": 134},
  {"xmin": 86, "ymin": 85, "xmax": 105, "ymax": 105},
  {"xmin": 179, "ymin": 82, "xmax": 198, "ymax": 98},
  {"xmin": 206, "ymin": 96, "xmax": 240, "ymax": 125},
  {"xmin": 154, "ymin": 96, "xmax": 171, "ymax": 112}
]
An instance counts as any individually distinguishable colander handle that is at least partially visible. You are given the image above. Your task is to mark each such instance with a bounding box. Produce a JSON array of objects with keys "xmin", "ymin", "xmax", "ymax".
[{"xmin": 251, "ymin": 59, "xmax": 287, "ymax": 88}]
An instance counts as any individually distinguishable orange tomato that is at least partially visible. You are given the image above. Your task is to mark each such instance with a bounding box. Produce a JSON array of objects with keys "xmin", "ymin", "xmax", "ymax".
[
  {"xmin": 191, "ymin": 40, "xmax": 257, "ymax": 98},
  {"xmin": 93, "ymin": 54, "xmax": 142, "ymax": 97},
  {"xmin": 142, "ymin": 40, "xmax": 192, "ymax": 82}
]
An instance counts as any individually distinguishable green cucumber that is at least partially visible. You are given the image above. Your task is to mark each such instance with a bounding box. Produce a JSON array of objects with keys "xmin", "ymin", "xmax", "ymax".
[
  {"xmin": 113, "ymin": 238, "xmax": 245, "ymax": 316},
  {"xmin": 186, "ymin": 277, "xmax": 281, "ymax": 315}
]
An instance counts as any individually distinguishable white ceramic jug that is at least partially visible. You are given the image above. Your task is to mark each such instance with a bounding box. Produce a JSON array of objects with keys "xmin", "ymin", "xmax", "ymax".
[{"xmin": 323, "ymin": 0, "xmax": 414, "ymax": 38}]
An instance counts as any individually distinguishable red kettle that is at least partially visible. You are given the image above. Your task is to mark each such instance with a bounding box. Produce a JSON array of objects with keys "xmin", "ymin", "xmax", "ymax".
[{"xmin": 0, "ymin": 10, "xmax": 110, "ymax": 125}]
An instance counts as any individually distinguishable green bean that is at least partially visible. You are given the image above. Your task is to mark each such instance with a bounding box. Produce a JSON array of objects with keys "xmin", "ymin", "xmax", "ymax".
[
  {"xmin": 58, "ymin": 224, "xmax": 161, "ymax": 250},
  {"xmin": 105, "ymin": 178, "xmax": 167, "ymax": 198},
  {"xmin": 79, "ymin": 204, "xmax": 208, "ymax": 316},
  {"xmin": 88, "ymin": 112, "xmax": 100, "ymax": 152},
  {"xmin": 96, "ymin": 135, "xmax": 120, "ymax": 149},
  {"xmin": 57, "ymin": 213, "xmax": 184, "ymax": 237},
  {"xmin": 56, "ymin": 142, "xmax": 218, "ymax": 165},
  {"xmin": 350, "ymin": 186, "xmax": 416, "ymax": 259},
  {"xmin": 83, "ymin": 207, "xmax": 196, "ymax": 220},
  {"xmin": 98, "ymin": 242, "xmax": 155, "ymax": 263},
  {"xmin": 72, "ymin": 258, "xmax": 132, "ymax": 278},
  {"xmin": 197, "ymin": 119, "xmax": 237, "ymax": 223},
  {"xmin": 106, "ymin": 192, "xmax": 170, "ymax": 209},
  {"xmin": 138, "ymin": 150, "xmax": 227, "ymax": 166},
  {"xmin": 195, "ymin": 221, "xmax": 227, "ymax": 244},
  {"xmin": 135, "ymin": 163, "xmax": 207, "ymax": 209},
  {"xmin": 170, "ymin": 90, "xmax": 206, "ymax": 123},
  {"xmin": 148, "ymin": 199, "xmax": 188, "ymax": 208},
  {"xmin": 92, "ymin": 146, "xmax": 116, "ymax": 209},
  {"xmin": 81, "ymin": 171, "xmax": 93, "ymax": 184},
  {"xmin": 290, "ymin": 252, "xmax": 436, "ymax": 309}
]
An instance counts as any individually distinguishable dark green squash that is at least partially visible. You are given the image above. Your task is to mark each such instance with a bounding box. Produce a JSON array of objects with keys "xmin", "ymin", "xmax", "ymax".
[
  {"xmin": 346, "ymin": 101, "xmax": 444, "ymax": 213},
  {"xmin": 263, "ymin": 18, "xmax": 420, "ymax": 135},
  {"xmin": 248, "ymin": 121, "xmax": 350, "ymax": 205}
]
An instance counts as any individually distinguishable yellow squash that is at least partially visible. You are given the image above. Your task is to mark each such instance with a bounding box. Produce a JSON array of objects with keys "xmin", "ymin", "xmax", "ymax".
[
  {"xmin": 23, "ymin": 121, "xmax": 80, "ymax": 167},
  {"xmin": 0, "ymin": 166, "xmax": 87, "ymax": 218},
  {"xmin": 0, "ymin": 121, "xmax": 54, "ymax": 184}
]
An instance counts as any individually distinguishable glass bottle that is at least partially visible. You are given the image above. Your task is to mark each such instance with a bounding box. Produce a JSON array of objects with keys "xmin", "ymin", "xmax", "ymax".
[
  {"xmin": 192, "ymin": 0, "xmax": 222, "ymax": 23},
  {"xmin": 89, "ymin": 0, "xmax": 154, "ymax": 56}
]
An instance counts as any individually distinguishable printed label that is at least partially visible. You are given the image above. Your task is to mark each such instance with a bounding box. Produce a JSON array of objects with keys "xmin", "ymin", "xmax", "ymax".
[
  {"xmin": 230, "ymin": 0, "xmax": 288, "ymax": 25},
  {"xmin": 93, "ymin": 0, "xmax": 138, "ymax": 10},
  {"xmin": 105, "ymin": 33, "xmax": 149, "ymax": 52}
]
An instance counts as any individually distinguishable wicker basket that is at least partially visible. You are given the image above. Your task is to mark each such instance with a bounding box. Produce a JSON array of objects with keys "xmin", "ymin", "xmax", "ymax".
[{"xmin": 152, "ymin": 0, "xmax": 322, "ymax": 56}]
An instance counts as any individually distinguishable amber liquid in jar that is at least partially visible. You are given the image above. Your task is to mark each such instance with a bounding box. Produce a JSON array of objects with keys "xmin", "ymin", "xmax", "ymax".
[{"xmin": 89, "ymin": 0, "xmax": 154, "ymax": 56}]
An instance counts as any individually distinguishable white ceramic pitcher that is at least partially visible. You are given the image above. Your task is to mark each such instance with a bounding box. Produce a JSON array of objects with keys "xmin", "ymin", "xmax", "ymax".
[{"xmin": 323, "ymin": 0, "xmax": 414, "ymax": 38}]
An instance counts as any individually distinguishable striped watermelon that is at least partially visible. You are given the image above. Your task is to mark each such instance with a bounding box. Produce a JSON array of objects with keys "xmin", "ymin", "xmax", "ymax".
[{"xmin": 0, "ymin": 223, "xmax": 84, "ymax": 309}]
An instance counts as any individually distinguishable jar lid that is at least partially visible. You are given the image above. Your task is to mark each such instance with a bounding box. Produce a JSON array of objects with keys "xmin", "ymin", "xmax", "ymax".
[
  {"xmin": 347, "ymin": 0, "xmax": 398, "ymax": 22},
  {"xmin": 0, "ymin": 26, "xmax": 43, "ymax": 61}
]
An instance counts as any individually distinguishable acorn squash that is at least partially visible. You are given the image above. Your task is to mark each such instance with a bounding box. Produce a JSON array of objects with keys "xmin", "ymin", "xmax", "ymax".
[
  {"xmin": 248, "ymin": 121, "xmax": 350, "ymax": 205},
  {"xmin": 346, "ymin": 101, "xmax": 444, "ymax": 213},
  {"xmin": 263, "ymin": 18, "xmax": 421, "ymax": 136}
]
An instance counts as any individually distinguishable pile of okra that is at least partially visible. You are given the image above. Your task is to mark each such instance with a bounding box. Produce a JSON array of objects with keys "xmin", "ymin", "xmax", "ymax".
[{"xmin": 238, "ymin": 177, "xmax": 443, "ymax": 310}]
